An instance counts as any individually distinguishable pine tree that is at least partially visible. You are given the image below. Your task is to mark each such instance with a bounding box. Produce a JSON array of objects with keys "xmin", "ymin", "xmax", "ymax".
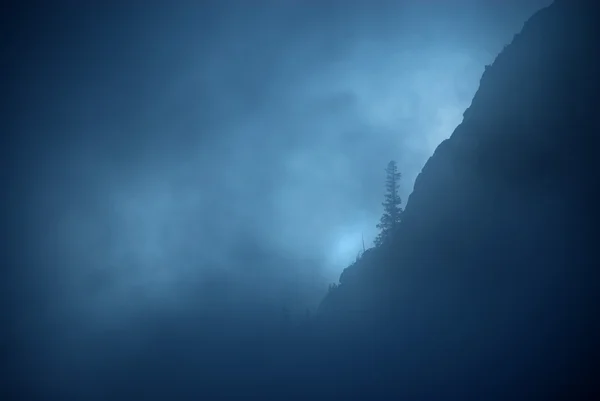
[{"xmin": 374, "ymin": 160, "xmax": 403, "ymax": 247}]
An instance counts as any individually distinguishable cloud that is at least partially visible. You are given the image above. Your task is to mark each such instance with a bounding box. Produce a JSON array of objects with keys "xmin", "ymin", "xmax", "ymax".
[{"xmin": 7, "ymin": 0, "xmax": 552, "ymax": 339}]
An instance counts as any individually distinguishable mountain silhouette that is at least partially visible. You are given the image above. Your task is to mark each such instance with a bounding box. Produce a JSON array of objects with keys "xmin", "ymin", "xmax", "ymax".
[{"xmin": 317, "ymin": 0, "xmax": 600, "ymax": 399}]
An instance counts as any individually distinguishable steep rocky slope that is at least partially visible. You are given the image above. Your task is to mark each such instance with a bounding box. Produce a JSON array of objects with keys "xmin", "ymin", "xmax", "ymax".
[{"xmin": 318, "ymin": 0, "xmax": 600, "ymax": 397}]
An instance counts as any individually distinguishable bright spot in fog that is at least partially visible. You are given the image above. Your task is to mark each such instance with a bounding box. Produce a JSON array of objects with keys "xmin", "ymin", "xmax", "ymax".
[{"xmin": 328, "ymin": 225, "xmax": 367, "ymax": 270}]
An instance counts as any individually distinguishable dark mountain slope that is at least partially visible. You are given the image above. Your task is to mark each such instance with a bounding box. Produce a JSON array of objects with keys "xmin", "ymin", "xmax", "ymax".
[{"xmin": 317, "ymin": 0, "xmax": 600, "ymax": 398}]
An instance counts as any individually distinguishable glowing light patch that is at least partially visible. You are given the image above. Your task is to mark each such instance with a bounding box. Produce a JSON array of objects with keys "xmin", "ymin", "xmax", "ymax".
[{"xmin": 327, "ymin": 225, "xmax": 368, "ymax": 270}]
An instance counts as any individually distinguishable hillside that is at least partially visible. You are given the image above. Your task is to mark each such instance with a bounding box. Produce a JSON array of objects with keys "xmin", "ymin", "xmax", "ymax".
[{"xmin": 317, "ymin": 0, "xmax": 600, "ymax": 397}]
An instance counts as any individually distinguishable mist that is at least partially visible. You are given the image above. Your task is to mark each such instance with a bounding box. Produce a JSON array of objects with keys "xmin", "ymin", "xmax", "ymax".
[{"xmin": 4, "ymin": 0, "xmax": 552, "ymax": 397}]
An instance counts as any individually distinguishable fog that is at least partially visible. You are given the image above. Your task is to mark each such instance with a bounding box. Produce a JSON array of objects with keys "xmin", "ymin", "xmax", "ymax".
[{"xmin": 5, "ymin": 0, "xmax": 551, "ymax": 395}]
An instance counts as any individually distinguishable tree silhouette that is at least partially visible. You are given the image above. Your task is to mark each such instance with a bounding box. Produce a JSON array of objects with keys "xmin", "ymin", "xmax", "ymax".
[{"xmin": 374, "ymin": 160, "xmax": 403, "ymax": 246}]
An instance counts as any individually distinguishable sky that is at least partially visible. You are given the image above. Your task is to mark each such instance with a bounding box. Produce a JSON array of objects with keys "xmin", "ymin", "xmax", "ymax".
[{"xmin": 5, "ymin": 0, "xmax": 552, "ymax": 369}]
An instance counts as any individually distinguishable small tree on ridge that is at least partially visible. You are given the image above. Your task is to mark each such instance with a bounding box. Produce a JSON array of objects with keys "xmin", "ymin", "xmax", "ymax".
[{"xmin": 374, "ymin": 160, "xmax": 403, "ymax": 247}]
